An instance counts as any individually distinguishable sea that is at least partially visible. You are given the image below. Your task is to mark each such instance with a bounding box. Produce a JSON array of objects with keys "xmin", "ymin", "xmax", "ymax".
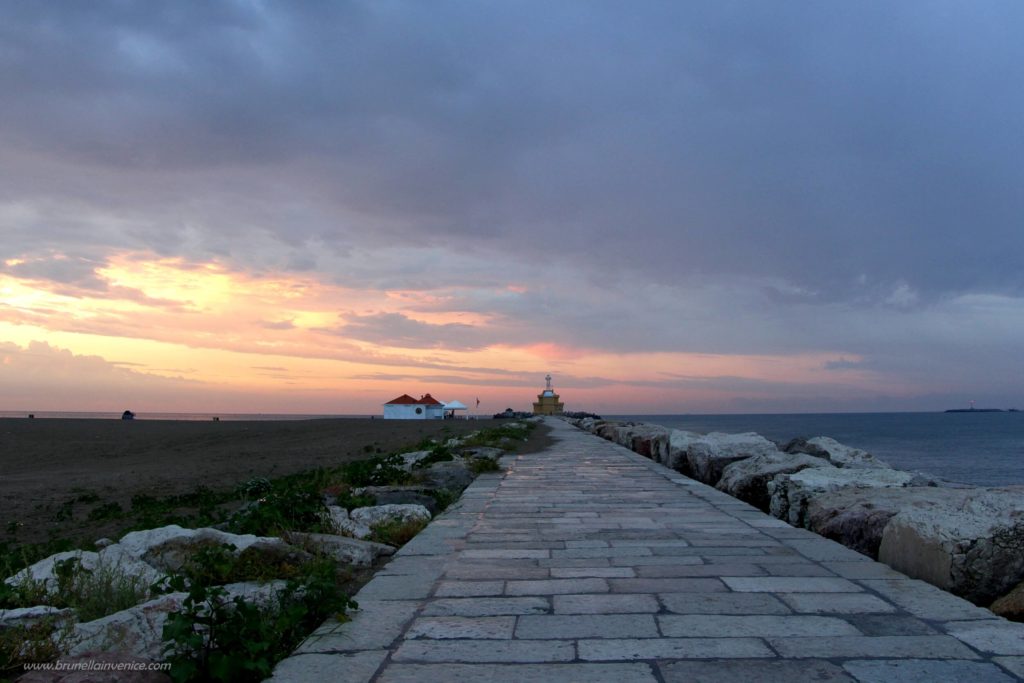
[
  {"xmin": 609, "ymin": 412, "xmax": 1024, "ymax": 488},
  {"xmin": 3, "ymin": 410, "xmax": 1022, "ymax": 488}
]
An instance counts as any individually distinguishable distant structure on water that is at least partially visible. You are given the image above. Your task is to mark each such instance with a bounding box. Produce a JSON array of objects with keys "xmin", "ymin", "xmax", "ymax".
[
  {"xmin": 382, "ymin": 394, "xmax": 467, "ymax": 420},
  {"xmin": 532, "ymin": 374, "xmax": 564, "ymax": 416}
]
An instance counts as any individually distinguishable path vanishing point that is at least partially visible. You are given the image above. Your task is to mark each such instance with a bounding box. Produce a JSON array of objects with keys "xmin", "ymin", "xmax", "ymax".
[{"xmin": 271, "ymin": 418, "xmax": 1024, "ymax": 682}]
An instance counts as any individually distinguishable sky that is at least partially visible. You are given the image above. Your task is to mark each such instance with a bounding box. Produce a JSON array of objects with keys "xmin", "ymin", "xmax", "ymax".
[{"xmin": 1, "ymin": 1, "xmax": 1023, "ymax": 415}]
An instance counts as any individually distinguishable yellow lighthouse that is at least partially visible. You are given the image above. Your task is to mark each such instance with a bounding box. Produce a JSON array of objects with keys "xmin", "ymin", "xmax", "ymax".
[{"xmin": 532, "ymin": 374, "xmax": 565, "ymax": 416}]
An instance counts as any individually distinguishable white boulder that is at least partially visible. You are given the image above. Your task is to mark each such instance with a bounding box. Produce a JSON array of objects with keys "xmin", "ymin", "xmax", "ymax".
[
  {"xmin": 4, "ymin": 551, "xmax": 99, "ymax": 591},
  {"xmin": 65, "ymin": 581, "xmax": 285, "ymax": 660},
  {"xmin": 878, "ymin": 487, "xmax": 1024, "ymax": 604},
  {"xmin": 717, "ymin": 451, "xmax": 828, "ymax": 511},
  {"xmin": 350, "ymin": 504, "xmax": 431, "ymax": 529},
  {"xmin": 800, "ymin": 436, "xmax": 891, "ymax": 469},
  {"xmin": 327, "ymin": 506, "xmax": 371, "ymax": 539},
  {"xmin": 686, "ymin": 432, "xmax": 781, "ymax": 485},
  {"xmin": 769, "ymin": 466, "xmax": 916, "ymax": 527}
]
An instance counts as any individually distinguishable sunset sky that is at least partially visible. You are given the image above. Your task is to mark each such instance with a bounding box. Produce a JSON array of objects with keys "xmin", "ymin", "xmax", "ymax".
[{"xmin": 2, "ymin": 2, "xmax": 1023, "ymax": 415}]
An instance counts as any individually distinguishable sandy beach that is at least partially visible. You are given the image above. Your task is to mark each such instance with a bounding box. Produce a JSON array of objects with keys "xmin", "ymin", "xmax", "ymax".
[{"xmin": 0, "ymin": 417, "xmax": 551, "ymax": 550}]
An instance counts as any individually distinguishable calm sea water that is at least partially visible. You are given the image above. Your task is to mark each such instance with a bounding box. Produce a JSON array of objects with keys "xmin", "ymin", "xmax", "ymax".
[{"xmin": 610, "ymin": 412, "xmax": 1024, "ymax": 488}]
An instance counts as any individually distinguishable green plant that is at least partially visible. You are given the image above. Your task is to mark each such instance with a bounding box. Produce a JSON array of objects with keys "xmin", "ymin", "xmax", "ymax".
[
  {"xmin": 340, "ymin": 454, "xmax": 409, "ymax": 487},
  {"xmin": 162, "ymin": 560, "xmax": 356, "ymax": 683},
  {"xmin": 367, "ymin": 518, "xmax": 429, "ymax": 547},
  {"xmin": 1, "ymin": 618, "xmax": 64, "ymax": 677},
  {"xmin": 411, "ymin": 445, "xmax": 454, "ymax": 469},
  {"xmin": 226, "ymin": 486, "xmax": 329, "ymax": 537},
  {"xmin": 48, "ymin": 557, "xmax": 150, "ymax": 622},
  {"xmin": 469, "ymin": 457, "xmax": 502, "ymax": 474},
  {"xmin": 87, "ymin": 501, "xmax": 124, "ymax": 521}
]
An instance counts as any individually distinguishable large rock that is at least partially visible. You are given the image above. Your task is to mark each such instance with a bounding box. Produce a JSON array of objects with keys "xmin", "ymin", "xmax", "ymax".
[
  {"xmin": 878, "ymin": 487, "xmax": 1024, "ymax": 605},
  {"xmin": 284, "ymin": 532, "xmax": 394, "ymax": 567},
  {"xmin": 350, "ymin": 504, "xmax": 431, "ymax": 529},
  {"xmin": 397, "ymin": 450, "xmax": 433, "ymax": 471},
  {"xmin": 769, "ymin": 466, "xmax": 916, "ymax": 527},
  {"xmin": 806, "ymin": 487, "xmax": 968, "ymax": 558},
  {"xmin": 991, "ymin": 579, "xmax": 1024, "ymax": 621},
  {"xmin": 65, "ymin": 581, "xmax": 285, "ymax": 660},
  {"xmin": 327, "ymin": 506, "xmax": 371, "ymax": 539},
  {"xmin": 620, "ymin": 424, "xmax": 670, "ymax": 460},
  {"xmin": 785, "ymin": 436, "xmax": 891, "ymax": 469},
  {"xmin": 462, "ymin": 447, "xmax": 505, "ymax": 461},
  {"xmin": 415, "ymin": 461, "xmax": 474, "ymax": 490},
  {"xmin": 717, "ymin": 452, "xmax": 827, "ymax": 512},
  {"xmin": 686, "ymin": 432, "xmax": 781, "ymax": 486},
  {"xmin": 663, "ymin": 430, "xmax": 703, "ymax": 473},
  {"xmin": 353, "ymin": 485, "xmax": 439, "ymax": 513},
  {"xmin": 4, "ymin": 551, "xmax": 99, "ymax": 592},
  {"xmin": 0, "ymin": 605, "xmax": 73, "ymax": 629},
  {"xmin": 116, "ymin": 526, "xmax": 300, "ymax": 575}
]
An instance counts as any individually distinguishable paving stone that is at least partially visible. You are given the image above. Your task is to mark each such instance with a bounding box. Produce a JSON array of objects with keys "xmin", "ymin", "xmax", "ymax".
[
  {"xmin": 944, "ymin": 620, "xmax": 1024, "ymax": 655},
  {"xmin": 779, "ymin": 593, "xmax": 897, "ymax": 614},
  {"xmin": 393, "ymin": 639, "xmax": 574, "ymax": 663},
  {"xmin": 516, "ymin": 613, "xmax": 659, "ymax": 638},
  {"xmin": 608, "ymin": 577, "xmax": 727, "ymax": 593},
  {"xmin": 842, "ymin": 659, "xmax": 1017, "ymax": 682},
  {"xmin": 659, "ymin": 614, "xmax": 860, "ymax": 637},
  {"xmin": 769, "ymin": 635, "xmax": 981, "ymax": 659},
  {"xmin": 295, "ymin": 600, "xmax": 419, "ymax": 653},
  {"xmin": 446, "ymin": 564, "xmax": 550, "ymax": 580},
  {"xmin": 636, "ymin": 563, "xmax": 765, "ymax": 578},
  {"xmin": 461, "ymin": 548, "xmax": 551, "ymax": 559},
  {"xmin": 842, "ymin": 615, "xmax": 937, "ymax": 636},
  {"xmin": 659, "ymin": 659, "xmax": 855, "ymax": 682},
  {"xmin": 406, "ymin": 616, "xmax": 515, "ymax": 639},
  {"xmin": 994, "ymin": 657, "xmax": 1024, "ymax": 678},
  {"xmin": 723, "ymin": 576, "xmax": 862, "ymax": 593},
  {"xmin": 659, "ymin": 592, "xmax": 792, "ymax": 615},
  {"xmin": 860, "ymin": 579, "xmax": 998, "ymax": 621},
  {"xmin": 552, "ymin": 547, "xmax": 654, "ymax": 558},
  {"xmin": 506, "ymin": 577, "xmax": 609, "ymax": 595},
  {"xmin": 357, "ymin": 573, "xmax": 438, "ymax": 600},
  {"xmin": 553, "ymin": 593, "xmax": 659, "ymax": 614},
  {"xmin": 268, "ymin": 651, "xmax": 387, "ymax": 682},
  {"xmin": 434, "ymin": 580, "xmax": 505, "ymax": 597},
  {"xmin": 578, "ymin": 637, "xmax": 774, "ymax": 660},
  {"xmin": 378, "ymin": 662, "xmax": 659, "ymax": 683},
  {"xmin": 821, "ymin": 561, "xmax": 905, "ymax": 579},
  {"xmin": 550, "ymin": 566, "xmax": 635, "ymax": 578},
  {"xmin": 782, "ymin": 539, "xmax": 872, "ymax": 562},
  {"xmin": 422, "ymin": 597, "xmax": 549, "ymax": 617}
]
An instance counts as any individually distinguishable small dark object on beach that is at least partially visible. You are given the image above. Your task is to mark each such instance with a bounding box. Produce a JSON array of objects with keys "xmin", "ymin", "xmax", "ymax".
[
  {"xmin": 122, "ymin": 410, "xmax": 136, "ymax": 420},
  {"xmin": 28, "ymin": 414, "xmax": 34, "ymax": 419}
]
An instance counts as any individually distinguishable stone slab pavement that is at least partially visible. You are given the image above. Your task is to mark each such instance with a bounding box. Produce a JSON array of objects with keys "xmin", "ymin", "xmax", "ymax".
[{"xmin": 271, "ymin": 418, "xmax": 1024, "ymax": 682}]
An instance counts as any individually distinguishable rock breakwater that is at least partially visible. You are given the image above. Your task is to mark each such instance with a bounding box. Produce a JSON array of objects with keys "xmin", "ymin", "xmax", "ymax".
[{"xmin": 568, "ymin": 417, "xmax": 1024, "ymax": 617}]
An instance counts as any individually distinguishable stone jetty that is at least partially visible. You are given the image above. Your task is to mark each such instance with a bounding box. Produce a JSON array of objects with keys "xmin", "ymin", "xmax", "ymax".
[{"xmin": 270, "ymin": 418, "xmax": 1024, "ymax": 682}]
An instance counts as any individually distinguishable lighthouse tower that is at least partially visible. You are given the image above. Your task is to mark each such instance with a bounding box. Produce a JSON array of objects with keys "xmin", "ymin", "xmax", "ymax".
[{"xmin": 532, "ymin": 374, "xmax": 565, "ymax": 416}]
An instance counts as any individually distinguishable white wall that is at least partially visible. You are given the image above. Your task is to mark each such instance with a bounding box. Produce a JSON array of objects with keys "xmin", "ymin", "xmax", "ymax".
[{"xmin": 383, "ymin": 404, "xmax": 426, "ymax": 420}]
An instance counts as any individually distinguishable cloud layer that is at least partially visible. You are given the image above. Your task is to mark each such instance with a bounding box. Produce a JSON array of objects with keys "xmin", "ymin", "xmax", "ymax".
[{"xmin": 1, "ymin": 2, "xmax": 1022, "ymax": 412}]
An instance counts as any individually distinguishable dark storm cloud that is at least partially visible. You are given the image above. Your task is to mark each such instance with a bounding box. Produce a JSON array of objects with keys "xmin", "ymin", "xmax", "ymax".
[{"xmin": 3, "ymin": 0, "xmax": 1023, "ymax": 301}]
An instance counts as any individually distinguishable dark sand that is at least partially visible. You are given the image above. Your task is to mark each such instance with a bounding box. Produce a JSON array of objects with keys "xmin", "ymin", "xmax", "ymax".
[{"xmin": 0, "ymin": 417, "xmax": 552, "ymax": 549}]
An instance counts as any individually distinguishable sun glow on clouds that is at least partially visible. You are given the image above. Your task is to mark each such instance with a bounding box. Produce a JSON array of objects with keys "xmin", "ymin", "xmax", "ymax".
[{"xmin": 0, "ymin": 250, "xmax": 895, "ymax": 413}]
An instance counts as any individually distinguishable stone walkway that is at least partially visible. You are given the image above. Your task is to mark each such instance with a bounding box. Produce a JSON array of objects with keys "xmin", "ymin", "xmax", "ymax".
[{"xmin": 271, "ymin": 418, "xmax": 1024, "ymax": 682}]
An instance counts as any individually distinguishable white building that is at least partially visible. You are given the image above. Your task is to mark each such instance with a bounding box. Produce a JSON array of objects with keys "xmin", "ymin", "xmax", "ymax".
[{"xmin": 382, "ymin": 393, "xmax": 446, "ymax": 420}]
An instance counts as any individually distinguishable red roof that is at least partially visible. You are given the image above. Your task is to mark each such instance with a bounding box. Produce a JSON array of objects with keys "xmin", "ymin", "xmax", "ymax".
[
  {"xmin": 384, "ymin": 393, "xmax": 445, "ymax": 406},
  {"xmin": 384, "ymin": 394, "xmax": 420, "ymax": 405}
]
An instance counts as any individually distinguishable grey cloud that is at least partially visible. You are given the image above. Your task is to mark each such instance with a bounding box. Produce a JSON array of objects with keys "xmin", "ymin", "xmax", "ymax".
[
  {"xmin": 332, "ymin": 312, "xmax": 495, "ymax": 351},
  {"xmin": 2, "ymin": 1, "xmax": 1023, "ymax": 300}
]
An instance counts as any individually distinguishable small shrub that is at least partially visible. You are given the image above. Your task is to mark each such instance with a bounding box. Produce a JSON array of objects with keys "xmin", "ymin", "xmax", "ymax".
[
  {"xmin": 226, "ymin": 487, "xmax": 329, "ymax": 537},
  {"xmin": 340, "ymin": 454, "xmax": 409, "ymax": 487},
  {"xmin": 411, "ymin": 445, "xmax": 454, "ymax": 469},
  {"xmin": 1, "ymin": 618, "xmax": 64, "ymax": 677},
  {"xmin": 87, "ymin": 501, "xmax": 124, "ymax": 521},
  {"xmin": 48, "ymin": 557, "xmax": 151, "ymax": 622},
  {"xmin": 162, "ymin": 559, "xmax": 356, "ymax": 683},
  {"xmin": 367, "ymin": 518, "xmax": 429, "ymax": 547},
  {"xmin": 469, "ymin": 458, "xmax": 501, "ymax": 474}
]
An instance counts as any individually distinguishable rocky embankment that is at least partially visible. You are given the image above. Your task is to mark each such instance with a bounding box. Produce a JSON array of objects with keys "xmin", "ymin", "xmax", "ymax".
[{"xmin": 568, "ymin": 417, "xmax": 1024, "ymax": 620}]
